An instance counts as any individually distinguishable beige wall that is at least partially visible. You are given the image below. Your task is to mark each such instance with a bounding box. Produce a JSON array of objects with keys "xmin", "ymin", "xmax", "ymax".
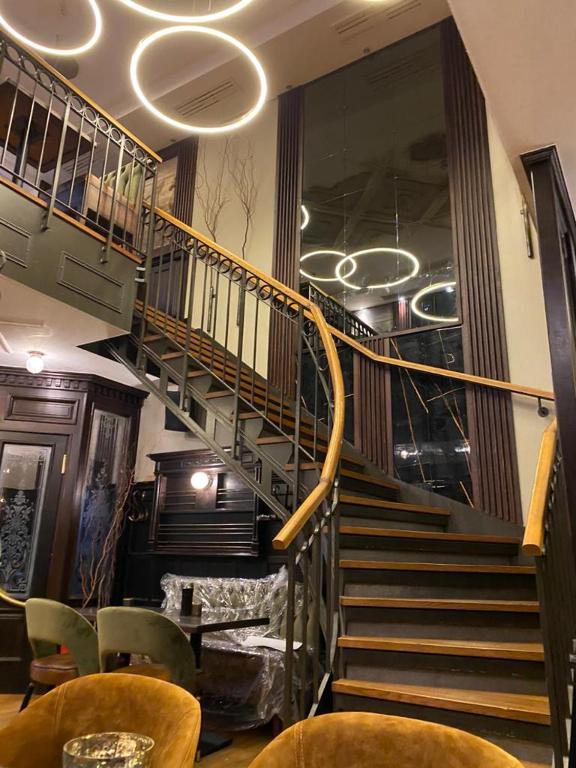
[
  {"xmin": 488, "ymin": 113, "xmax": 555, "ymax": 520},
  {"xmin": 135, "ymin": 391, "xmax": 204, "ymax": 482},
  {"xmin": 135, "ymin": 102, "xmax": 279, "ymax": 479}
]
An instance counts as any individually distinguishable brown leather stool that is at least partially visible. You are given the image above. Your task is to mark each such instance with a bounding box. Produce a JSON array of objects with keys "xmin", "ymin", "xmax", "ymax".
[
  {"xmin": 21, "ymin": 654, "xmax": 79, "ymax": 710},
  {"xmin": 21, "ymin": 599, "xmax": 99, "ymax": 711}
]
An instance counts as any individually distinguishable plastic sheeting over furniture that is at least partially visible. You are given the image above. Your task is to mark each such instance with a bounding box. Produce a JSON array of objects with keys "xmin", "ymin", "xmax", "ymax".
[{"xmin": 161, "ymin": 569, "xmax": 298, "ymax": 729}]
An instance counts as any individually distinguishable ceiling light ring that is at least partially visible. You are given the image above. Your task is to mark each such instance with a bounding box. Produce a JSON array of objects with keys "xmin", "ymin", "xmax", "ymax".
[
  {"xmin": 301, "ymin": 205, "xmax": 310, "ymax": 231},
  {"xmin": 410, "ymin": 281, "xmax": 459, "ymax": 324},
  {"xmin": 336, "ymin": 247, "xmax": 420, "ymax": 291},
  {"xmin": 129, "ymin": 25, "xmax": 268, "ymax": 135},
  {"xmin": 0, "ymin": 0, "xmax": 103, "ymax": 57},
  {"xmin": 299, "ymin": 250, "xmax": 357, "ymax": 283},
  {"xmin": 115, "ymin": 0, "xmax": 254, "ymax": 24}
]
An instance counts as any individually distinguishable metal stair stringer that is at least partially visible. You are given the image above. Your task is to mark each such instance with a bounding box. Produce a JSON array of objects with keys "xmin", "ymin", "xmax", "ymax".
[{"xmin": 106, "ymin": 336, "xmax": 303, "ymax": 525}]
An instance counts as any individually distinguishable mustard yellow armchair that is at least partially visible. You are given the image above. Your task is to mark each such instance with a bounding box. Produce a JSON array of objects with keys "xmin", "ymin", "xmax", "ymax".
[
  {"xmin": 248, "ymin": 712, "xmax": 523, "ymax": 768},
  {"xmin": 0, "ymin": 674, "xmax": 201, "ymax": 768}
]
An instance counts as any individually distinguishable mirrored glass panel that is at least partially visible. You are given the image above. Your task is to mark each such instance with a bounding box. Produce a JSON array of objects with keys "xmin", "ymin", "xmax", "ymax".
[
  {"xmin": 301, "ymin": 25, "xmax": 456, "ymax": 334},
  {"xmin": 0, "ymin": 443, "xmax": 52, "ymax": 596},
  {"xmin": 390, "ymin": 328, "xmax": 472, "ymax": 505}
]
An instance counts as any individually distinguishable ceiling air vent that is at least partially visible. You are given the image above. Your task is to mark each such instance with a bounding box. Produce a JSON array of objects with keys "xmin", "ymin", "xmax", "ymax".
[
  {"xmin": 333, "ymin": 0, "xmax": 422, "ymax": 40},
  {"xmin": 175, "ymin": 79, "xmax": 239, "ymax": 118}
]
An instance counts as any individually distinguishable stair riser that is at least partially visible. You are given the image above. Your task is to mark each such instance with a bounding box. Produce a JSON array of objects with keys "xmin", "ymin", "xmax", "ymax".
[
  {"xmin": 342, "ymin": 607, "xmax": 542, "ymax": 643},
  {"xmin": 340, "ymin": 546, "xmax": 516, "ymax": 565},
  {"xmin": 342, "ymin": 571, "xmax": 537, "ymax": 600},
  {"xmin": 333, "ymin": 693, "xmax": 551, "ymax": 760},
  {"xmin": 340, "ymin": 649, "xmax": 547, "ymax": 696},
  {"xmin": 340, "ymin": 508, "xmax": 448, "ymax": 530},
  {"xmin": 340, "ymin": 478, "xmax": 399, "ymax": 501},
  {"xmin": 340, "ymin": 535, "xmax": 519, "ymax": 557}
]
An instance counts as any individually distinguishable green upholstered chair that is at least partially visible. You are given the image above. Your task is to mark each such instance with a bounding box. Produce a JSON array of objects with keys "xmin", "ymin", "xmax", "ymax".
[
  {"xmin": 22, "ymin": 598, "xmax": 99, "ymax": 711},
  {"xmin": 0, "ymin": 673, "xmax": 201, "ymax": 768},
  {"xmin": 97, "ymin": 607, "xmax": 197, "ymax": 694},
  {"xmin": 248, "ymin": 712, "xmax": 524, "ymax": 768}
]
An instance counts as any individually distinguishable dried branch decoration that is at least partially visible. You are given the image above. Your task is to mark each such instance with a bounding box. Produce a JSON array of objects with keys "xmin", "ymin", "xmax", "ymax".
[
  {"xmin": 195, "ymin": 138, "xmax": 231, "ymax": 242},
  {"xmin": 81, "ymin": 466, "xmax": 135, "ymax": 609},
  {"xmin": 228, "ymin": 138, "xmax": 258, "ymax": 259}
]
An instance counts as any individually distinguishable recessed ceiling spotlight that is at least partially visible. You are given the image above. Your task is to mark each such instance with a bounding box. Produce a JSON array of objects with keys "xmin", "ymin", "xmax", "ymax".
[
  {"xmin": 0, "ymin": 0, "xmax": 102, "ymax": 56},
  {"xmin": 129, "ymin": 26, "xmax": 268, "ymax": 135},
  {"xmin": 25, "ymin": 351, "xmax": 44, "ymax": 375},
  {"xmin": 336, "ymin": 248, "xmax": 420, "ymax": 291},
  {"xmin": 115, "ymin": 0, "xmax": 254, "ymax": 24},
  {"xmin": 410, "ymin": 281, "xmax": 459, "ymax": 324}
]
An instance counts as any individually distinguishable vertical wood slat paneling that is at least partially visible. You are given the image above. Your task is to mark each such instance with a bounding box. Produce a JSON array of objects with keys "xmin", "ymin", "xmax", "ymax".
[
  {"xmin": 353, "ymin": 338, "xmax": 390, "ymax": 474},
  {"xmin": 173, "ymin": 138, "xmax": 198, "ymax": 225},
  {"xmin": 442, "ymin": 19, "xmax": 522, "ymax": 522},
  {"xmin": 269, "ymin": 89, "xmax": 304, "ymax": 390}
]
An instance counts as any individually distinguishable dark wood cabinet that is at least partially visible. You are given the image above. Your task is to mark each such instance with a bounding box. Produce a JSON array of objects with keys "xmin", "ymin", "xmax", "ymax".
[{"xmin": 0, "ymin": 367, "xmax": 146, "ymax": 691}]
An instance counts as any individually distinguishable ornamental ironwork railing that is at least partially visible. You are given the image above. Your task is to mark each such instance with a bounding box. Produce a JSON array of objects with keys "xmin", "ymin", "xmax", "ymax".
[{"xmin": 0, "ymin": 33, "xmax": 159, "ymax": 262}]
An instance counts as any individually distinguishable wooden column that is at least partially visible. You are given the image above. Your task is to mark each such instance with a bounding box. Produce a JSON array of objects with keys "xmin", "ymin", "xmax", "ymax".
[
  {"xmin": 442, "ymin": 18, "xmax": 522, "ymax": 522},
  {"xmin": 159, "ymin": 138, "xmax": 198, "ymax": 225},
  {"xmin": 353, "ymin": 338, "xmax": 392, "ymax": 474},
  {"xmin": 269, "ymin": 89, "xmax": 304, "ymax": 390}
]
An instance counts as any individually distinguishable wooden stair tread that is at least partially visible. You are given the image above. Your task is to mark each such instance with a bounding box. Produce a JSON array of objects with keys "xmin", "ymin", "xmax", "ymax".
[
  {"xmin": 340, "ymin": 560, "xmax": 536, "ymax": 574},
  {"xmin": 339, "ymin": 526, "xmax": 521, "ymax": 545},
  {"xmin": 340, "ymin": 597, "xmax": 540, "ymax": 612},
  {"xmin": 340, "ymin": 494, "xmax": 450, "ymax": 517},
  {"xmin": 337, "ymin": 636, "xmax": 544, "ymax": 661},
  {"xmin": 331, "ymin": 680, "xmax": 551, "ymax": 725}
]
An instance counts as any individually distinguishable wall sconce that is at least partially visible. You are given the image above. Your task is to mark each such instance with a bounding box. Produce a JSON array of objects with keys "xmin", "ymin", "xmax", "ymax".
[{"xmin": 190, "ymin": 471, "xmax": 212, "ymax": 491}]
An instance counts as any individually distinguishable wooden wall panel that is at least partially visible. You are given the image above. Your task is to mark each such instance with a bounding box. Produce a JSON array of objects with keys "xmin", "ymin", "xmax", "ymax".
[
  {"xmin": 269, "ymin": 89, "xmax": 304, "ymax": 390},
  {"xmin": 442, "ymin": 18, "xmax": 522, "ymax": 522},
  {"xmin": 353, "ymin": 338, "xmax": 391, "ymax": 474}
]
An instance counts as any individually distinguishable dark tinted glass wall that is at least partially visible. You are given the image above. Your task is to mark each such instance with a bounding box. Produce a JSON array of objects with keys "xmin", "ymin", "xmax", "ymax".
[{"xmin": 300, "ymin": 25, "xmax": 457, "ymax": 336}]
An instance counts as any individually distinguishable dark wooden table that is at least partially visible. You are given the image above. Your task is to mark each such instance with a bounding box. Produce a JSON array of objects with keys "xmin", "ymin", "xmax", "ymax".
[{"xmin": 80, "ymin": 606, "xmax": 269, "ymax": 666}]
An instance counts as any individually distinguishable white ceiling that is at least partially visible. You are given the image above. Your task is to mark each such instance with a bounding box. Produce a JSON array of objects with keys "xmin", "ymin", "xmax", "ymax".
[
  {"xmin": 1, "ymin": 0, "xmax": 450, "ymax": 149},
  {"xmin": 0, "ymin": 275, "xmax": 141, "ymax": 385},
  {"xmin": 447, "ymin": 0, "xmax": 576, "ymax": 207}
]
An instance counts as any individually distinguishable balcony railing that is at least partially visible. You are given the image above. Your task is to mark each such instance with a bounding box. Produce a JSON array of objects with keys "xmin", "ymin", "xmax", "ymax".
[{"xmin": 0, "ymin": 33, "xmax": 160, "ymax": 263}]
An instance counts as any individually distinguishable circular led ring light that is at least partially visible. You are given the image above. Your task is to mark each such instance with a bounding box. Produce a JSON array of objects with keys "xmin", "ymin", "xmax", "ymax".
[
  {"xmin": 410, "ymin": 281, "xmax": 459, "ymax": 323},
  {"xmin": 300, "ymin": 250, "xmax": 357, "ymax": 283},
  {"xmin": 130, "ymin": 26, "xmax": 268, "ymax": 135},
  {"xmin": 301, "ymin": 204, "xmax": 310, "ymax": 231},
  {"xmin": 336, "ymin": 247, "xmax": 420, "ymax": 290},
  {"xmin": 0, "ymin": 0, "xmax": 103, "ymax": 56},
  {"xmin": 115, "ymin": 0, "xmax": 254, "ymax": 23}
]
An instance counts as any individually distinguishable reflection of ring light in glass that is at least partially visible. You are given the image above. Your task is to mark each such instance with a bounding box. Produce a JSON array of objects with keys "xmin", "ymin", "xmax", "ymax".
[
  {"xmin": 0, "ymin": 0, "xmax": 102, "ymax": 56},
  {"xmin": 130, "ymin": 26, "xmax": 268, "ymax": 135},
  {"xmin": 115, "ymin": 0, "xmax": 254, "ymax": 23},
  {"xmin": 301, "ymin": 205, "xmax": 310, "ymax": 231},
  {"xmin": 410, "ymin": 281, "xmax": 459, "ymax": 323},
  {"xmin": 300, "ymin": 250, "xmax": 357, "ymax": 283},
  {"xmin": 336, "ymin": 248, "xmax": 420, "ymax": 290}
]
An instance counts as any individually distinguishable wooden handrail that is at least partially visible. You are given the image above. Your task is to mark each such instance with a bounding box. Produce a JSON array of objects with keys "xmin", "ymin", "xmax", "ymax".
[
  {"xmin": 6, "ymin": 37, "xmax": 161, "ymax": 163},
  {"xmin": 523, "ymin": 420, "xmax": 558, "ymax": 556},
  {"xmin": 272, "ymin": 303, "xmax": 346, "ymax": 551},
  {"xmin": 329, "ymin": 327, "xmax": 555, "ymax": 402},
  {"xmin": 0, "ymin": 587, "xmax": 26, "ymax": 608},
  {"xmin": 156, "ymin": 208, "xmax": 554, "ymax": 403}
]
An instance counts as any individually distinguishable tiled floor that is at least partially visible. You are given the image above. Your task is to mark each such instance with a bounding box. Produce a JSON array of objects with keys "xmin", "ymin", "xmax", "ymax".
[{"xmin": 0, "ymin": 694, "xmax": 271, "ymax": 767}]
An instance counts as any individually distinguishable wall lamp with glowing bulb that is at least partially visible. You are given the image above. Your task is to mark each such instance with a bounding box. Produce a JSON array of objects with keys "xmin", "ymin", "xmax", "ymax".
[
  {"xmin": 25, "ymin": 352, "xmax": 45, "ymax": 375},
  {"xmin": 190, "ymin": 471, "xmax": 212, "ymax": 491}
]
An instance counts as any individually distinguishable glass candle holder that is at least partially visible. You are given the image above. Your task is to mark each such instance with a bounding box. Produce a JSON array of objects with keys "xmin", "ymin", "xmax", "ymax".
[{"xmin": 63, "ymin": 732, "xmax": 154, "ymax": 767}]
